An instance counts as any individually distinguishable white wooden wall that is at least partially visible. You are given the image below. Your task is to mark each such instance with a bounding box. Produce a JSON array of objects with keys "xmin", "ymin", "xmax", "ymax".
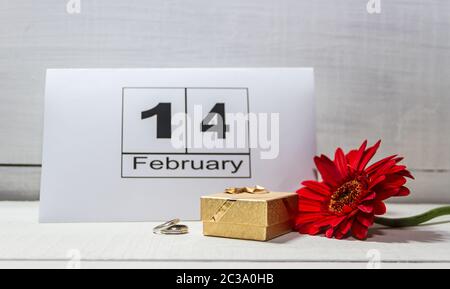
[{"xmin": 0, "ymin": 0, "xmax": 449, "ymax": 202}]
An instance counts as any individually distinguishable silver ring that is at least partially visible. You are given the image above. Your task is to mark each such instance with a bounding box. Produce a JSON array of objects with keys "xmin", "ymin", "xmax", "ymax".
[
  {"xmin": 159, "ymin": 224, "xmax": 189, "ymax": 235},
  {"xmin": 153, "ymin": 219, "xmax": 180, "ymax": 234}
]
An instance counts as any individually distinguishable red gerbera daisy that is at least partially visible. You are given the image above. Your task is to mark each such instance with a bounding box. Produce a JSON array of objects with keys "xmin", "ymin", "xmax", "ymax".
[{"xmin": 296, "ymin": 140, "xmax": 414, "ymax": 240}]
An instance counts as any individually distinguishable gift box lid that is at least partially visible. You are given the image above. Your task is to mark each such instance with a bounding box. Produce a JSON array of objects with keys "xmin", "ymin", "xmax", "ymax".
[{"xmin": 201, "ymin": 192, "xmax": 298, "ymax": 227}]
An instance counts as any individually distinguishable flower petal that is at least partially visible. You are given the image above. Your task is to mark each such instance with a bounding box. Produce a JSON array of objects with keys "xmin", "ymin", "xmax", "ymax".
[
  {"xmin": 358, "ymin": 203, "xmax": 374, "ymax": 213},
  {"xmin": 296, "ymin": 213, "xmax": 326, "ymax": 224},
  {"xmin": 374, "ymin": 187, "xmax": 401, "ymax": 201},
  {"xmin": 387, "ymin": 165, "xmax": 407, "ymax": 174},
  {"xmin": 352, "ymin": 220, "xmax": 369, "ymax": 240},
  {"xmin": 369, "ymin": 175, "xmax": 386, "ymax": 189},
  {"xmin": 362, "ymin": 192, "xmax": 376, "ymax": 202},
  {"xmin": 376, "ymin": 174, "xmax": 407, "ymax": 190},
  {"xmin": 357, "ymin": 213, "xmax": 374, "ymax": 227},
  {"xmin": 373, "ymin": 201, "xmax": 386, "ymax": 215},
  {"xmin": 334, "ymin": 148, "xmax": 349, "ymax": 178},
  {"xmin": 366, "ymin": 155, "xmax": 397, "ymax": 175},
  {"xmin": 298, "ymin": 199, "xmax": 323, "ymax": 212},
  {"xmin": 358, "ymin": 140, "xmax": 381, "ymax": 171},
  {"xmin": 298, "ymin": 188, "xmax": 329, "ymax": 202},
  {"xmin": 314, "ymin": 155, "xmax": 342, "ymax": 187},
  {"xmin": 300, "ymin": 180, "xmax": 332, "ymax": 196},
  {"xmin": 325, "ymin": 227, "xmax": 335, "ymax": 238},
  {"xmin": 339, "ymin": 218, "xmax": 354, "ymax": 236},
  {"xmin": 369, "ymin": 160, "xmax": 397, "ymax": 180},
  {"xmin": 347, "ymin": 140, "xmax": 367, "ymax": 170},
  {"xmin": 297, "ymin": 223, "xmax": 321, "ymax": 235},
  {"xmin": 398, "ymin": 169, "xmax": 415, "ymax": 179},
  {"xmin": 312, "ymin": 216, "xmax": 345, "ymax": 229},
  {"xmin": 396, "ymin": 186, "xmax": 410, "ymax": 197}
]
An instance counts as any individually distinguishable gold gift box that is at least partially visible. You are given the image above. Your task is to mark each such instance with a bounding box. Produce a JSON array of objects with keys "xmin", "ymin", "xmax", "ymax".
[{"xmin": 201, "ymin": 192, "xmax": 298, "ymax": 241}]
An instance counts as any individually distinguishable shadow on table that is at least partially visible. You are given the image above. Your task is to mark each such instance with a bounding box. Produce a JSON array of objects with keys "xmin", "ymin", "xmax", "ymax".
[
  {"xmin": 269, "ymin": 232, "xmax": 301, "ymax": 244},
  {"xmin": 269, "ymin": 221, "xmax": 450, "ymax": 244},
  {"xmin": 366, "ymin": 225, "xmax": 448, "ymax": 244}
]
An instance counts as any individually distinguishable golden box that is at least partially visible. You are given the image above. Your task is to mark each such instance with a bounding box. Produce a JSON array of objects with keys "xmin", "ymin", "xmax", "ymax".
[{"xmin": 201, "ymin": 192, "xmax": 298, "ymax": 241}]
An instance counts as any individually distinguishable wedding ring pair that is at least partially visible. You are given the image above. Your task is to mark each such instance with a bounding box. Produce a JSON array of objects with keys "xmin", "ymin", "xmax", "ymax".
[{"xmin": 153, "ymin": 219, "xmax": 189, "ymax": 235}]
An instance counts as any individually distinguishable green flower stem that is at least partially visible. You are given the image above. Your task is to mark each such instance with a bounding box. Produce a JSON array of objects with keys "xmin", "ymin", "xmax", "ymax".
[{"xmin": 374, "ymin": 206, "xmax": 450, "ymax": 228}]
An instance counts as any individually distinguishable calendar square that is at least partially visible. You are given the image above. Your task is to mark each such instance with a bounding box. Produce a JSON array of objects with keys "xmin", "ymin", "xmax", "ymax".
[
  {"xmin": 121, "ymin": 87, "xmax": 252, "ymax": 178},
  {"xmin": 186, "ymin": 88, "xmax": 250, "ymax": 154},
  {"xmin": 122, "ymin": 88, "xmax": 186, "ymax": 154}
]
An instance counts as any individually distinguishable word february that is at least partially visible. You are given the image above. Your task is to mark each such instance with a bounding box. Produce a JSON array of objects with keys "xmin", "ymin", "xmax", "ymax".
[
  {"xmin": 122, "ymin": 154, "xmax": 250, "ymax": 178},
  {"xmin": 134, "ymin": 156, "xmax": 243, "ymax": 173}
]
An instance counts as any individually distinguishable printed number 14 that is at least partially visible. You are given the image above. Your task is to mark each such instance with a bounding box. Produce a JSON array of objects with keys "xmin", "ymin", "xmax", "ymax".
[{"xmin": 141, "ymin": 103, "xmax": 229, "ymax": 139}]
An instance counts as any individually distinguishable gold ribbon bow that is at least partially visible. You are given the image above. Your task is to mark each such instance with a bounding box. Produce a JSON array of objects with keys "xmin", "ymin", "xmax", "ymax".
[{"xmin": 224, "ymin": 185, "xmax": 269, "ymax": 194}]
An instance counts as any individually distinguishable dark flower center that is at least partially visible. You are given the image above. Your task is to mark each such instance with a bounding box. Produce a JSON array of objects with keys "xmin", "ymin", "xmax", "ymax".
[{"xmin": 329, "ymin": 179, "xmax": 364, "ymax": 215}]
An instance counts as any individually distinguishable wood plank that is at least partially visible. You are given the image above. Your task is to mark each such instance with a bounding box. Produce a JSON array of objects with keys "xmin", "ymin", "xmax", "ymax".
[
  {"xmin": 398, "ymin": 170, "xmax": 450, "ymax": 204},
  {"xmin": 0, "ymin": 166, "xmax": 40, "ymax": 201},
  {"xmin": 0, "ymin": 202, "xmax": 448, "ymax": 268},
  {"xmin": 0, "ymin": 166, "xmax": 449, "ymax": 202},
  {"xmin": 0, "ymin": 0, "xmax": 449, "ymax": 169}
]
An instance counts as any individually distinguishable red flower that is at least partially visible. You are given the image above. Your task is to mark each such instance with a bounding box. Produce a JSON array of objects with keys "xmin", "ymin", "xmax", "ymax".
[{"xmin": 296, "ymin": 140, "xmax": 414, "ymax": 240}]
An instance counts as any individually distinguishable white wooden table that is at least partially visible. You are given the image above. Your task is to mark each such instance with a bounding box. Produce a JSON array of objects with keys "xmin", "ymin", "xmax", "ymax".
[{"xmin": 0, "ymin": 202, "xmax": 449, "ymax": 269}]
